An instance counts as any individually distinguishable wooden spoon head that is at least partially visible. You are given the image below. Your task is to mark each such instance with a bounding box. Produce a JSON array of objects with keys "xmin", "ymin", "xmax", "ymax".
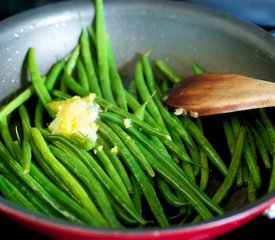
[{"xmin": 163, "ymin": 72, "xmax": 275, "ymax": 117}]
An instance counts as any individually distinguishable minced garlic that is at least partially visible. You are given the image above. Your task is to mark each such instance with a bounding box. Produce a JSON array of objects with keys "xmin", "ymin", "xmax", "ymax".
[
  {"xmin": 174, "ymin": 108, "xmax": 187, "ymax": 116},
  {"xmin": 190, "ymin": 111, "xmax": 199, "ymax": 118},
  {"xmin": 111, "ymin": 146, "xmax": 119, "ymax": 155},
  {"xmin": 123, "ymin": 118, "xmax": 132, "ymax": 128},
  {"xmin": 48, "ymin": 93, "xmax": 100, "ymax": 148}
]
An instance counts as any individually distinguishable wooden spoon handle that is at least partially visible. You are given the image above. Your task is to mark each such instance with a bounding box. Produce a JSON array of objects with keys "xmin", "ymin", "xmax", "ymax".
[{"xmin": 164, "ymin": 72, "xmax": 275, "ymax": 116}]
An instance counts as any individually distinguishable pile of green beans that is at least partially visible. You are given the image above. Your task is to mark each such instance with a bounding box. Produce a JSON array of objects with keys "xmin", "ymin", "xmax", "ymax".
[{"xmin": 0, "ymin": 0, "xmax": 274, "ymax": 229}]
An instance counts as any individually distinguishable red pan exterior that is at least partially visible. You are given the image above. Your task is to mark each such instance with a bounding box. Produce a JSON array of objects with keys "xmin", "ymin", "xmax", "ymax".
[{"xmin": 0, "ymin": 195, "xmax": 274, "ymax": 240}]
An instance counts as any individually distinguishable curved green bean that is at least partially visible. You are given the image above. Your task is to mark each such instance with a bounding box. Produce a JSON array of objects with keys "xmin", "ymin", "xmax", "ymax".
[
  {"xmin": 30, "ymin": 127, "xmax": 109, "ymax": 227},
  {"xmin": 212, "ymin": 127, "xmax": 246, "ymax": 204},
  {"xmin": 27, "ymin": 48, "xmax": 54, "ymax": 118},
  {"xmin": 49, "ymin": 144, "xmax": 121, "ymax": 227}
]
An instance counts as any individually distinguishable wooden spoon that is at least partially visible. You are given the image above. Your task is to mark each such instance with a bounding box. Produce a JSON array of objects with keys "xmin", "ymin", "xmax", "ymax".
[{"xmin": 163, "ymin": 72, "xmax": 275, "ymax": 117}]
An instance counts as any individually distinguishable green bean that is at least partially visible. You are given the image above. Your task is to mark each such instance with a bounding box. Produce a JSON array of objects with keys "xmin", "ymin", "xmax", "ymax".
[
  {"xmin": 110, "ymin": 67, "xmax": 128, "ymax": 110},
  {"xmin": 27, "ymin": 48, "xmax": 54, "ymax": 118},
  {"xmin": 135, "ymin": 140, "xmax": 217, "ymax": 219},
  {"xmin": 135, "ymin": 61, "xmax": 166, "ymax": 127},
  {"xmin": 129, "ymin": 174, "xmax": 142, "ymax": 216},
  {"xmin": 199, "ymin": 150, "xmax": 209, "ymax": 191},
  {"xmin": 127, "ymin": 124, "xmax": 223, "ymax": 216},
  {"xmin": 258, "ymin": 109, "xmax": 275, "ymax": 192},
  {"xmin": 27, "ymin": 143, "xmax": 99, "ymax": 224},
  {"xmin": 128, "ymin": 105, "xmax": 168, "ymax": 166},
  {"xmin": 223, "ymin": 119, "xmax": 235, "ymax": 154},
  {"xmin": 128, "ymin": 80, "xmax": 138, "ymax": 99},
  {"xmin": 12, "ymin": 141, "xmax": 23, "ymax": 162},
  {"xmin": 223, "ymin": 118, "xmax": 243, "ymax": 186},
  {"xmin": 168, "ymin": 126, "xmax": 195, "ymax": 180},
  {"xmin": 0, "ymin": 175, "xmax": 38, "ymax": 212},
  {"xmin": 181, "ymin": 116, "xmax": 228, "ymax": 176},
  {"xmin": 178, "ymin": 206, "xmax": 194, "ymax": 225},
  {"xmin": 76, "ymin": 58, "xmax": 90, "ymax": 92},
  {"xmin": 229, "ymin": 113, "xmax": 241, "ymax": 136},
  {"xmin": 30, "ymin": 139, "xmax": 77, "ymax": 201},
  {"xmin": 246, "ymin": 125, "xmax": 257, "ymax": 160},
  {"xmin": 125, "ymin": 90, "xmax": 163, "ymax": 127},
  {"xmin": 125, "ymin": 124, "xmax": 181, "ymax": 168},
  {"xmin": 155, "ymin": 59, "xmax": 182, "ymax": 84},
  {"xmin": 0, "ymin": 163, "xmax": 58, "ymax": 218},
  {"xmin": 87, "ymin": 25, "xmax": 96, "ymax": 46},
  {"xmin": 182, "ymin": 54, "xmax": 205, "ymax": 75},
  {"xmin": 140, "ymin": 52, "xmax": 156, "ymax": 94},
  {"xmin": 242, "ymin": 163, "xmax": 249, "ymax": 184},
  {"xmin": 30, "ymin": 127, "xmax": 109, "ymax": 227},
  {"xmin": 250, "ymin": 125, "xmax": 271, "ymax": 169},
  {"xmin": 195, "ymin": 118, "xmax": 209, "ymax": 190},
  {"xmin": 212, "ymin": 127, "xmax": 246, "ymax": 204},
  {"xmin": 140, "ymin": 54, "xmax": 195, "ymax": 148},
  {"xmin": 0, "ymin": 86, "xmax": 34, "ymax": 121},
  {"xmin": 95, "ymin": 97, "xmax": 170, "ymax": 140},
  {"xmin": 29, "ymin": 142, "xmax": 101, "ymax": 225},
  {"xmin": 268, "ymin": 155, "xmax": 275, "ymax": 193},
  {"xmin": 186, "ymin": 144, "xmax": 201, "ymax": 177},
  {"xmin": 100, "ymin": 111, "xmax": 196, "ymax": 164},
  {"xmin": 247, "ymin": 175, "xmax": 257, "ymax": 203},
  {"xmin": 111, "ymin": 198, "xmax": 139, "ymax": 226},
  {"xmin": 45, "ymin": 59, "xmax": 65, "ymax": 90},
  {"xmin": 236, "ymin": 162, "xmax": 244, "ymax": 187},
  {"xmin": 49, "ymin": 144, "xmax": 121, "ymax": 227},
  {"xmin": 95, "ymin": 0, "xmax": 115, "ymax": 103},
  {"xmin": 94, "ymin": 139, "xmax": 132, "ymax": 201},
  {"xmin": 44, "ymin": 133, "xmax": 146, "ymax": 225},
  {"xmin": 139, "ymin": 54, "xmax": 172, "ymax": 126},
  {"xmin": 156, "ymin": 177, "xmax": 188, "ymax": 207},
  {"xmin": 255, "ymin": 118, "xmax": 272, "ymax": 154},
  {"xmin": 63, "ymin": 70, "xmax": 89, "ymax": 97},
  {"xmin": 232, "ymin": 117, "xmax": 262, "ymax": 188},
  {"xmin": 0, "ymin": 141, "xmax": 86, "ymax": 223},
  {"xmin": 31, "ymin": 164, "xmax": 98, "ymax": 223},
  {"xmin": 98, "ymin": 136, "xmax": 133, "ymax": 194},
  {"xmin": 97, "ymin": 121, "xmax": 169, "ymax": 227},
  {"xmin": 51, "ymin": 89, "xmax": 71, "ymax": 100},
  {"xmin": 243, "ymin": 136, "xmax": 261, "ymax": 189},
  {"xmin": 105, "ymin": 121, "xmax": 155, "ymax": 177},
  {"xmin": 59, "ymin": 45, "xmax": 80, "ymax": 92},
  {"xmin": 159, "ymin": 78, "xmax": 170, "ymax": 93},
  {"xmin": 133, "ymin": 94, "xmax": 152, "ymax": 120},
  {"xmin": 107, "ymin": 34, "xmax": 128, "ymax": 111},
  {"xmin": 229, "ymin": 115, "xmax": 258, "ymax": 187},
  {"xmin": 180, "ymin": 160, "xmax": 195, "ymax": 182},
  {"xmin": 65, "ymin": 45, "xmax": 80, "ymax": 75},
  {"xmin": 0, "ymin": 117, "xmax": 15, "ymax": 156},
  {"xmin": 125, "ymin": 91, "xmax": 172, "ymax": 159},
  {"xmin": 34, "ymin": 101, "xmax": 44, "ymax": 128},
  {"xmin": 80, "ymin": 30, "xmax": 102, "ymax": 96},
  {"xmin": 18, "ymin": 105, "xmax": 32, "ymax": 173},
  {"xmin": 193, "ymin": 118, "xmax": 206, "ymax": 175}
]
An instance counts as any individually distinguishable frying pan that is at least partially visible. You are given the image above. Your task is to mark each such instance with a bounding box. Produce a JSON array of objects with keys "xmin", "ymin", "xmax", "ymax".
[
  {"xmin": 0, "ymin": 0, "xmax": 275, "ymax": 239},
  {"xmin": 185, "ymin": 0, "xmax": 275, "ymax": 27}
]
